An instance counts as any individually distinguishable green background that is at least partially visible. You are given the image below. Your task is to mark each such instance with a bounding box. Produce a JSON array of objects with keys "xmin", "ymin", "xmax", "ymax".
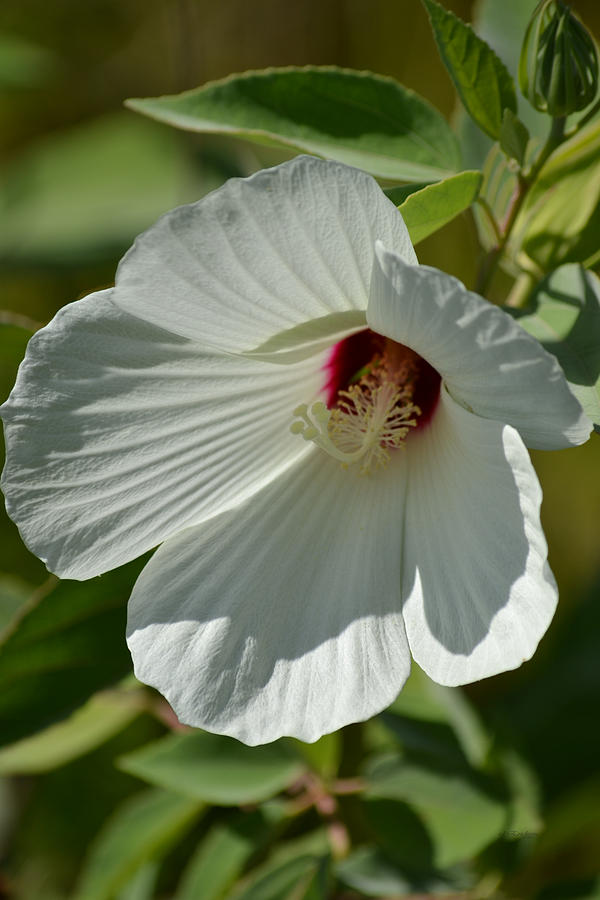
[{"xmin": 1, "ymin": 1, "xmax": 599, "ymax": 897}]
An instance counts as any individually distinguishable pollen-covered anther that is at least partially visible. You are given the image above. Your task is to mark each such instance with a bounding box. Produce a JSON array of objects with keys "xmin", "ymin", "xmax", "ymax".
[{"xmin": 290, "ymin": 378, "xmax": 420, "ymax": 475}]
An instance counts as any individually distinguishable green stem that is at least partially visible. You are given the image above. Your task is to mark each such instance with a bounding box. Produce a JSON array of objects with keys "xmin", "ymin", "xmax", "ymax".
[
  {"xmin": 475, "ymin": 174, "xmax": 527, "ymax": 295},
  {"xmin": 475, "ymin": 196, "xmax": 503, "ymax": 245},
  {"xmin": 526, "ymin": 115, "xmax": 566, "ymax": 177},
  {"xmin": 475, "ymin": 116, "xmax": 566, "ymax": 296},
  {"xmin": 505, "ymin": 271, "xmax": 537, "ymax": 309}
]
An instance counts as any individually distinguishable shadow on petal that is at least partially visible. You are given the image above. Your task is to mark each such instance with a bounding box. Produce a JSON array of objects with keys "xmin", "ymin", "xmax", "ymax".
[
  {"xmin": 127, "ymin": 451, "xmax": 411, "ymax": 743},
  {"xmin": 401, "ymin": 389, "xmax": 557, "ymax": 684},
  {"xmin": 1, "ymin": 291, "xmax": 324, "ymax": 579}
]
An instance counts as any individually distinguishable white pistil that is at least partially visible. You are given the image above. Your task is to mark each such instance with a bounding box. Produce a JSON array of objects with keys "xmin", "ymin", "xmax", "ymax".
[{"xmin": 291, "ymin": 377, "xmax": 420, "ymax": 475}]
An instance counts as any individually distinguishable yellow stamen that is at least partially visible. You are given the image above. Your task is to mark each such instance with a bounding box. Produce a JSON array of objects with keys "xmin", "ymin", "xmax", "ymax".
[{"xmin": 291, "ymin": 372, "xmax": 420, "ymax": 475}]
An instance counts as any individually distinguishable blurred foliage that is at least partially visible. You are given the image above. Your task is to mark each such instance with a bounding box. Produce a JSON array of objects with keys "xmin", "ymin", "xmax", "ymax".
[
  {"xmin": 0, "ymin": 0, "xmax": 599, "ymax": 898},
  {"xmin": 513, "ymin": 265, "xmax": 600, "ymax": 431}
]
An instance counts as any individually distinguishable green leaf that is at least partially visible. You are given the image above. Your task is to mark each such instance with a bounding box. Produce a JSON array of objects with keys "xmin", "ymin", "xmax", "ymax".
[
  {"xmin": 467, "ymin": 0, "xmax": 547, "ymax": 139},
  {"xmin": 116, "ymin": 862, "xmax": 160, "ymax": 900},
  {"xmin": 455, "ymin": 0, "xmax": 543, "ymax": 172},
  {"xmin": 513, "ymin": 265, "xmax": 600, "ymax": 432},
  {"xmin": 363, "ymin": 797, "xmax": 436, "ymax": 871},
  {"xmin": 234, "ymin": 855, "xmax": 326, "ymax": 900},
  {"xmin": 515, "ymin": 120, "xmax": 600, "ymax": 271},
  {"xmin": 499, "ymin": 748, "xmax": 543, "ymax": 838},
  {"xmin": 397, "ymin": 170, "xmax": 482, "ymax": 243},
  {"xmin": 231, "ymin": 832, "xmax": 330, "ymax": 900},
  {"xmin": 386, "ymin": 664, "xmax": 453, "ymax": 723},
  {"xmin": 425, "ymin": 681, "xmax": 492, "ymax": 768},
  {"xmin": 336, "ymin": 847, "xmax": 462, "ymax": 898},
  {"xmin": 422, "ymin": 0, "xmax": 517, "ymax": 139},
  {"xmin": 365, "ymin": 754, "xmax": 507, "ymax": 867},
  {"xmin": 499, "ymin": 108, "xmax": 530, "ymax": 165},
  {"xmin": 119, "ymin": 731, "xmax": 305, "ymax": 805},
  {"xmin": 386, "ymin": 666, "xmax": 491, "ymax": 767},
  {"xmin": 0, "ymin": 559, "xmax": 145, "ymax": 746},
  {"xmin": 75, "ymin": 788, "xmax": 204, "ymax": 900},
  {"xmin": 336, "ymin": 848, "xmax": 411, "ymax": 897},
  {"xmin": 295, "ymin": 860, "xmax": 331, "ymax": 900},
  {"xmin": 175, "ymin": 812, "xmax": 275, "ymax": 900},
  {"xmin": 471, "ymin": 142, "xmax": 517, "ymax": 252},
  {"xmin": 378, "ymin": 712, "xmax": 470, "ymax": 770},
  {"xmin": 127, "ymin": 67, "xmax": 461, "ymax": 182},
  {"xmin": 383, "ymin": 182, "xmax": 431, "ymax": 205},
  {"xmin": 0, "ymin": 684, "xmax": 144, "ymax": 774}
]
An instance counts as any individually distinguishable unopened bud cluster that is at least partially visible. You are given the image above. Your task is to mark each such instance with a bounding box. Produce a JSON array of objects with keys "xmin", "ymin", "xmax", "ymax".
[{"xmin": 519, "ymin": 0, "xmax": 598, "ymax": 117}]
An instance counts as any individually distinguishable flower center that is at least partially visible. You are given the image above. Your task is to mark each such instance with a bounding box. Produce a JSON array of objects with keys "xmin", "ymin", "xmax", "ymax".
[{"xmin": 291, "ymin": 329, "xmax": 441, "ymax": 475}]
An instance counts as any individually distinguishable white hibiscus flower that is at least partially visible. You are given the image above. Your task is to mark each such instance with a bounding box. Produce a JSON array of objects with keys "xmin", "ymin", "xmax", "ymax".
[{"xmin": 1, "ymin": 156, "xmax": 591, "ymax": 745}]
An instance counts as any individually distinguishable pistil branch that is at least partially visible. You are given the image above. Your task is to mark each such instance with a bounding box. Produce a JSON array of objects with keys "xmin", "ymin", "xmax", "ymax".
[{"xmin": 291, "ymin": 369, "xmax": 420, "ymax": 475}]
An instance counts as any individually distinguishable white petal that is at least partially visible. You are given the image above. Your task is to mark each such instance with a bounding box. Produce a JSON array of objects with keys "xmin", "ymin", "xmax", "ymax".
[
  {"xmin": 127, "ymin": 451, "xmax": 411, "ymax": 745},
  {"xmin": 114, "ymin": 156, "xmax": 416, "ymax": 352},
  {"xmin": 242, "ymin": 309, "xmax": 367, "ymax": 364},
  {"xmin": 401, "ymin": 388, "xmax": 558, "ymax": 686},
  {"xmin": 368, "ymin": 244, "xmax": 592, "ymax": 449},
  {"xmin": 1, "ymin": 291, "xmax": 325, "ymax": 580}
]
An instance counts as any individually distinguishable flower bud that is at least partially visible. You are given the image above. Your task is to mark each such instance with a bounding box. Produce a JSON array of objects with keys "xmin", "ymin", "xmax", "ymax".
[{"xmin": 519, "ymin": 0, "xmax": 598, "ymax": 117}]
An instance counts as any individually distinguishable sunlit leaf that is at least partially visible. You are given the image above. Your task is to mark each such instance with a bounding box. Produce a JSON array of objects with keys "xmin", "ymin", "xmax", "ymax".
[
  {"xmin": 514, "ymin": 120, "xmax": 600, "ymax": 271},
  {"xmin": 471, "ymin": 142, "xmax": 517, "ymax": 252},
  {"xmin": 127, "ymin": 67, "xmax": 461, "ymax": 182},
  {"xmin": 422, "ymin": 0, "xmax": 517, "ymax": 139},
  {"xmin": 119, "ymin": 731, "xmax": 305, "ymax": 805},
  {"xmin": 397, "ymin": 170, "xmax": 482, "ymax": 243},
  {"xmin": 76, "ymin": 788, "xmax": 204, "ymax": 900},
  {"xmin": 0, "ymin": 684, "xmax": 144, "ymax": 774},
  {"xmin": 513, "ymin": 265, "xmax": 600, "ymax": 431}
]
